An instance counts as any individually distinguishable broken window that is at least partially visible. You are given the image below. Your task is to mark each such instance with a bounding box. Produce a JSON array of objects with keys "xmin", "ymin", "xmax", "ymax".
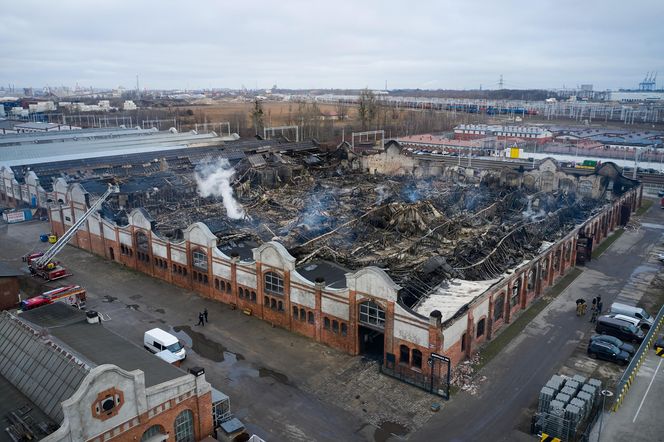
[
  {"xmin": 359, "ymin": 301, "xmax": 385, "ymax": 329},
  {"xmin": 264, "ymin": 271, "xmax": 284, "ymax": 295},
  {"xmin": 399, "ymin": 345, "xmax": 410, "ymax": 364},
  {"xmin": 527, "ymin": 269, "xmax": 535, "ymax": 291},
  {"xmin": 192, "ymin": 249, "xmax": 207, "ymax": 271},
  {"xmin": 412, "ymin": 349, "xmax": 422, "ymax": 369},
  {"xmin": 494, "ymin": 293, "xmax": 505, "ymax": 321},
  {"xmin": 135, "ymin": 231, "xmax": 149, "ymax": 252},
  {"xmin": 510, "ymin": 279, "xmax": 521, "ymax": 307},
  {"xmin": 476, "ymin": 318, "xmax": 485, "ymax": 338}
]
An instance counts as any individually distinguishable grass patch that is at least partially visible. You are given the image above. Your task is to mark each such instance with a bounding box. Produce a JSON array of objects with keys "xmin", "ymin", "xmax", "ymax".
[
  {"xmin": 472, "ymin": 267, "xmax": 584, "ymax": 373},
  {"xmin": 636, "ymin": 199, "xmax": 653, "ymax": 217},
  {"xmin": 592, "ymin": 228, "xmax": 624, "ymax": 259}
]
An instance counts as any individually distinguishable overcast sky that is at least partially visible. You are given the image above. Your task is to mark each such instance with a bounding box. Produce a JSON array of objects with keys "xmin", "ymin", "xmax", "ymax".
[{"xmin": 1, "ymin": 0, "xmax": 662, "ymax": 91}]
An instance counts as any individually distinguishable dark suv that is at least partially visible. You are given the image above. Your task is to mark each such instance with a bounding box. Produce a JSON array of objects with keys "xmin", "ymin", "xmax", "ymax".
[
  {"xmin": 595, "ymin": 316, "xmax": 645, "ymax": 344},
  {"xmin": 587, "ymin": 340, "xmax": 630, "ymax": 365},
  {"xmin": 589, "ymin": 334, "xmax": 636, "ymax": 355}
]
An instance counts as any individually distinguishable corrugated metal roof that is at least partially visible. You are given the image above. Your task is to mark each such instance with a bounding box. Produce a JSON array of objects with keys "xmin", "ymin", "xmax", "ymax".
[
  {"xmin": 0, "ymin": 311, "xmax": 88, "ymax": 423},
  {"xmin": 0, "ymin": 131, "xmax": 225, "ymax": 167}
]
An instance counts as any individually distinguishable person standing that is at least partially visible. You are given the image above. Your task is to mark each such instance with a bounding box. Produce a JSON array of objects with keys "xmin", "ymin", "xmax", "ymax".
[
  {"xmin": 596, "ymin": 296, "xmax": 603, "ymax": 315},
  {"xmin": 197, "ymin": 312, "xmax": 205, "ymax": 326},
  {"xmin": 204, "ymin": 308, "xmax": 208, "ymax": 323}
]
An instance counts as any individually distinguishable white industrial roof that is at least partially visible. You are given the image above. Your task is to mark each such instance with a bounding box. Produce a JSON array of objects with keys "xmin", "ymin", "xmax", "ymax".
[
  {"xmin": 0, "ymin": 131, "xmax": 225, "ymax": 167},
  {"xmin": 414, "ymin": 277, "xmax": 501, "ymax": 322}
]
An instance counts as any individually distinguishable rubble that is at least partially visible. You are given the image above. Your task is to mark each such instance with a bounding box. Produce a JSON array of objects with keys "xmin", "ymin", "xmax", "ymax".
[{"xmin": 95, "ymin": 148, "xmax": 609, "ymax": 311}]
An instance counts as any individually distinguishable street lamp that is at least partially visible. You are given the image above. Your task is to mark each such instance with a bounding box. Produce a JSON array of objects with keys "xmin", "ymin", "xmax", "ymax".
[{"xmin": 597, "ymin": 389, "xmax": 614, "ymax": 442}]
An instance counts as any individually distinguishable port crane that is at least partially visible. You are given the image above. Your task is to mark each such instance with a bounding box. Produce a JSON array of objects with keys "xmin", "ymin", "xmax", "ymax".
[{"xmin": 28, "ymin": 184, "xmax": 119, "ymax": 280}]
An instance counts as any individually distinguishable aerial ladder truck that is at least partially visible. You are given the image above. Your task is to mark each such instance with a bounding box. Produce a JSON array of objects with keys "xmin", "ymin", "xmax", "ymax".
[{"xmin": 28, "ymin": 184, "xmax": 119, "ymax": 281}]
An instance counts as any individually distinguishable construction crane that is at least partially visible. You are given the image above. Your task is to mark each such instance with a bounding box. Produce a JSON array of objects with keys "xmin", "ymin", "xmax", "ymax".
[{"xmin": 28, "ymin": 184, "xmax": 119, "ymax": 280}]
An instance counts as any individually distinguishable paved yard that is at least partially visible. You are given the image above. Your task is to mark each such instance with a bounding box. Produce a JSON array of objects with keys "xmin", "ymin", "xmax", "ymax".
[{"xmin": 1, "ymin": 220, "xmax": 433, "ymax": 442}]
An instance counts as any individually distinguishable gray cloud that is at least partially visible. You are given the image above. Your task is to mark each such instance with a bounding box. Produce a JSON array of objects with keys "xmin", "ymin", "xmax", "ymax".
[{"xmin": 1, "ymin": 0, "xmax": 662, "ymax": 90}]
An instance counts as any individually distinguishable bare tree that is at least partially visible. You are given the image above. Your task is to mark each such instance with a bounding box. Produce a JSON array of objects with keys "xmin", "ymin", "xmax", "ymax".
[
  {"xmin": 251, "ymin": 99, "xmax": 265, "ymax": 135},
  {"xmin": 357, "ymin": 88, "xmax": 377, "ymax": 130}
]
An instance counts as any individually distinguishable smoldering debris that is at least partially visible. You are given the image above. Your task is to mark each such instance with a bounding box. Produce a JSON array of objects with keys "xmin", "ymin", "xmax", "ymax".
[{"xmin": 124, "ymin": 150, "xmax": 607, "ymax": 313}]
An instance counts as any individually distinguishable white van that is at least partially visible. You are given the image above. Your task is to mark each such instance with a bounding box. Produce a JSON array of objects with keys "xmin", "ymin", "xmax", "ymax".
[
  {"xmin": 144, "ymin": 328, "xmax": 186, "ymax": 361},
  {"xmin": 608, "ymin": 303, "xmax": 654, "ymax": 327}
]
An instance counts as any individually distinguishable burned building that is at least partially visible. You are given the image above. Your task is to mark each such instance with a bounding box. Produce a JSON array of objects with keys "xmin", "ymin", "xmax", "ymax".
[{"xmin": 0, "ymin": 134, "xmax": 640, "ymax": 392}]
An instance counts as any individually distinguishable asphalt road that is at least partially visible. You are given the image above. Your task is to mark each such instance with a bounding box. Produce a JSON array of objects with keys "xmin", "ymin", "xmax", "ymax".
[{"xmin": 411, "ymin": 202, "xmax": 664, "ymax": 441}]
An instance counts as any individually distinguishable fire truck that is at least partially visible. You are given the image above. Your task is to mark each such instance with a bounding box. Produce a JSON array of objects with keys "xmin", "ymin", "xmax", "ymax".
[
  {"xmin": 20, "ymin": 285, "xmax": 87, "ymax": 311},
  {"xmin": 27, "ymin": 184, "xmax": 119, "ymax": 281}
]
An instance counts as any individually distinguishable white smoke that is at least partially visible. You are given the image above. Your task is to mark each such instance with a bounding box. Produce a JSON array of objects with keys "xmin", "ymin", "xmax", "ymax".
[
  {"xmin": 375, "ymin": 185, "xmax": 391, "ymax": 205},
  {"xmin": 195, "ymin": 159, "xmax": 245, "ymax": 220}
]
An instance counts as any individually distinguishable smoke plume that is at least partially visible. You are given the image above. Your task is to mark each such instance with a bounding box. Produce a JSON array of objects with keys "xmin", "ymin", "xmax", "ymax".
[{"xmin": 195, "ymin": 159, "xmax": 245, "ymax": 220}]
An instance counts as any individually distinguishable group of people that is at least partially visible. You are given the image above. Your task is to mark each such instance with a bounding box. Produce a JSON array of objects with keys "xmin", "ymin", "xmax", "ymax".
[
  {"xmin": 197, "ymin": 308, "xmax": 209, "ymax": 326},
  {"xmin": 575, "ymin": 296, "xmax": 603, "ymax": 322}
]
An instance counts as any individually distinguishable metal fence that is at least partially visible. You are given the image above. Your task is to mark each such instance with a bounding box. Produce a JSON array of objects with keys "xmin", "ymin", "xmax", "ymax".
[
  {"xmin": 380, "ymin": 362, "xmax": 449, "ymax": 399},
  {"xmin": 612, "ymin": 304, "xmax": 664, "ymax": 411}
]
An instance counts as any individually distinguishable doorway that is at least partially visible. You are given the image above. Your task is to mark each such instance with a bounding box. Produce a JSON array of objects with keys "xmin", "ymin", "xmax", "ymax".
[
  {"xmin": 358, "ymin": 325, "xmax": 384, "ymax": 360},
  {"xmin": 109, "ymin": 247, "xmax": 115, "ymax": 260}
]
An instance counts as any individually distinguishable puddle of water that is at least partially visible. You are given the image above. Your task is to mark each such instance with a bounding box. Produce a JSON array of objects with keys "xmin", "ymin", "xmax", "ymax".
[
  {"xmin": 103, "ymin": 295, "xmax": 117, "ymax": 303},
  {"xmin": 129, "ymin": 294, "xmax": 142, "ymax": 300},
  {"xmin": 155, "ymin": 308, "xmax": 165, "ymax": 314},
  {"xmin": 258, "ymin": 367, "xmax": 290, "ymax": 385},
  {"xmin": 173, "ymin": 325, "xmax": 226, "ymax": 362},
  {"xmin": 373, "ymin": 421, "xmax": 409, "ymax": 442}
]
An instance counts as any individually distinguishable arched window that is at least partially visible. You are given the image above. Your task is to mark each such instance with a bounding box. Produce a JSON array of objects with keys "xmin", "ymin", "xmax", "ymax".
[
  {"xmin": 264, "ymin": 271, "xmax": 284, "ymax": 295},
  {"xmin": 299, "ymin": 308, "xmax": 305, "ymax": 322},
  {"xmin": 399, "ymin": 345, "xmax": 410, "ymax": 364},
  {"xmin": 292, "ymin": 306, "xmax": 299, "ymax": 318},
  {"xmin": 135, "ymin": 231, "xmax": 149, "ymax": 252},
  {"xmin": 324, "ymin": 317, "xmax": 330, "ymax": 330},
  {"xmin": 250, "ymin": 291, "xmax": 256, "ymax": 302},
  {"xmin": 192, "ymin": 249, "xmax": 207, "ymax": 271},
  {"xmin": 308, "ymin": 311, "xmax": 314, "ymax": 324},
  {"xmin": 510, "ymin": 278, "xmax": 521, "ymax": 307},
  {"xmin": 412, "ymin": 349, "xmax": 422, "ymax": 369},
  {"xmin": 173, "ymin": 409, "xmax": 194, "ymax": 442},
  {"xmin": 476, "ymin": 318, "xmax": 486, "ymax": 337},
  {"xmin": 264, "ymin": 296, "xmax": 269, "ymax": 306},
  {"xmin": 341, "ymin": 323, "xmax": 347, "ymax": 336},
  {"xmin": 494, "ymin": 293, "xmax": 505, "ymax": 321},
  {"xmin": 359, "ymin": 301, "xmax": 385, "ymax": 329},
  {"xmin": 270, "ymin": 298, "xmax": 277, "ymax": 310},
  {"xmin": 332, "ymin": 320, "xmax": 339, "ymax": 333},
  {"xmin": 238, "ymin": 287, "xmax": 244, "ymax": 298},
  {"xmin": 141, "ymin": 425, "xmax": 165, "ymax": 442}
]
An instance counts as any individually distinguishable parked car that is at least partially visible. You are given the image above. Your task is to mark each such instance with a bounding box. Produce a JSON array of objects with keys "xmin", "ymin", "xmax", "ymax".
[
  {"xmin": 595, "ymin": 316, "xmax": 645, "ymax": 343},
  {"xmin": 654, "ymin": 335, "xmax": 664, "ymax": 350},
  {"xmin": 587, "ymin": 340, "xmax": 630, "ymax": 365},
  {"xmin": 589, "ymin": 334, "xmax": 636, "ymax": 355},
  {"xmin": 607, "ymin": 313, "xmax": 651, "ymax": 331}
]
